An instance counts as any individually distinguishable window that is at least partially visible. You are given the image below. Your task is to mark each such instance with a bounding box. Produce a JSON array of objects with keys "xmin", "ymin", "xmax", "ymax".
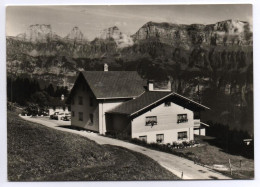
[
  {"xmin": 89, "ymin": 96, "xmax": 93, "ymax": 106},
  {"xmin": 164, "ymin": 101, "xmax": 171, "ymax": 107},
  {"xmin": 178, "ymin": 131, "xmax": 188, "ymax": 140},
  {"xmin": 72, "ymin": 111, "xmax": 75, "ymax": 117},
  {"xmin": 89, "ymin": 114, "xmax": 93, "ymax": 123},
  {"xmin": 139, "ymin": 136, "xmax": 147, "ymax": 142},
  {"xmin": 177, "ymin": 114, "xmax": 188, "ymax": 123},
  {"xmin": 156, "ymin": 134, "xmax": 164, "ymax": 143},
  {"xmin": 78, "ymin": 112, "xmax": 83, "ymax": 121},
  {"xmin": 146, "ymin": 116, "xmax": 157, "ymax": 126},
  {"xmin": 78, "ymin": 96, "xmax": 83, "ymax": 105},
  {"xmin": 71, "ymin": 98, "xmax": 74, "ymax": 105}
]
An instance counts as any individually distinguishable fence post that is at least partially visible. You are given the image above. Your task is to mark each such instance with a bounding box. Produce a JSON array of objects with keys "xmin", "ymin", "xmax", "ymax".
[
  {"xmin": 181, "ymin": 171, "xmax": 183, "ymax": 179},
  {"xmin": 229, "ymin": 159, "xmax": 232, "ymax": 175}
]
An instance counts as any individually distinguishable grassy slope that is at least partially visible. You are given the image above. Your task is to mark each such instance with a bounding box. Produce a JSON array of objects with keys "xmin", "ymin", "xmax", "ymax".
[
  {"xmin": 7, "ymin": 111, "xmax": 179, "ymax": 181},
  {"xmin": 173, "ymin": 135, "xmax": 254, "ymax": 179}
]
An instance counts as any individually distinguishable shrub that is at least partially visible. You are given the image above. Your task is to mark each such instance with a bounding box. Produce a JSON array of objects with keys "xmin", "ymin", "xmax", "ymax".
[
  {"xmin": 177, "ymin": 142, "xmax": 184, "ymax": 149},
  {"xmin": 189, "ymin": 140, "xmax": 195, "ymax": 146},
  {"xmin": 182, "ymin": 141, "xmax": 190, "ymax": 147},
  {"xmin": 7, "ymin": 102, "xmax": 15, "ymax": 111},
  {"xmin": 25, "ymin": 103, "xmax": 39, "ymax": 116},
  {"xmin": 172, "ymin": 141, "xmax": 178, "ymax": 148}
]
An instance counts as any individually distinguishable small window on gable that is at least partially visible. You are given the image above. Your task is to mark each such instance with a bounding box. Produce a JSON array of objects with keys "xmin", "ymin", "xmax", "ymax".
[
  {"xmin": 89, "ymin": 114, "xmax": 93, "ymax": 123},
  {"xmin": 177, "ymin": 114, "xmax": 188, "ymax": 123},
  {"xmin": 164, "ymin": 101, "xmax": 171, "ymax": 107},
  {"xmin": 156, "ymin": 134, "xmax": 164, "ymax": 143},
  {"xmin": 139, "ymin": 136, "xmax": 147, "ymax": 142},
  {"xmin": 146, "ymin": 116, "xmax": 157, "ymax": 126},
  {"xmin": 78, "ymin": 96, "xmax": 83, "ymax": 105}
]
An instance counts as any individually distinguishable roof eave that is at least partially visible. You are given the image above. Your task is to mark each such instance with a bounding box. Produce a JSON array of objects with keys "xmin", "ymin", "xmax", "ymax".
[
  {"xmin": 173, "ymin": 92, "xmax": 210, "ymax": 110},
  {"xmin": 105, "ymin": 111, "xmax": 130, "ymax": 116},
  {"xmin": 97, "ymin": 96, "xmax": 137, "ymax": 100},
  {"xmin": 129, "ymin": 92, "xmax": 174, "ymax": 116}
]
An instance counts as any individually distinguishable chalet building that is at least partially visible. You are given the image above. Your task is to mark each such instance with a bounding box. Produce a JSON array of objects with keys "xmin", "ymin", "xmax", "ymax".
[{"xmin": 68, "ymin": 64, "xmax": 209, "ymax": 144}]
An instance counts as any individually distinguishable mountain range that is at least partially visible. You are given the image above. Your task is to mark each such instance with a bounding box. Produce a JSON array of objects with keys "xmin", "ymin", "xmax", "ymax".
[
  {"xmin": 6, "ymin": 19, "xmax": 253, "ymax": 87},
  {"xmin": 6, "ymin": 19, "xmax": 253, "ymax": 133}
]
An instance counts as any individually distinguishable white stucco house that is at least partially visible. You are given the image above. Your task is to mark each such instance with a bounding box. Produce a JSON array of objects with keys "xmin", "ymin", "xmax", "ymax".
[{"xmin": 68, "ymin": 65, "xmax": 209, "ymax": 144}]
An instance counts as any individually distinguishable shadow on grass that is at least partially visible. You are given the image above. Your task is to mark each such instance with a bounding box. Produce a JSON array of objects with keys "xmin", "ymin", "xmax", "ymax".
[{"xmin": 196, "ymin": 135, "xmax": 254, "ymax": 159}]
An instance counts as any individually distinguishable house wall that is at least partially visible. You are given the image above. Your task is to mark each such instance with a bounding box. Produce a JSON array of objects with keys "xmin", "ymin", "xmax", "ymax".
[
  {"xmin": 106, "ymin": 114, "xmax": 131, "ymax": 135},
  {"xmin": 99, "ymin": 99, "xmax": 128, "ymax": 134},
  {"xmin": 71, "ymin": 86, "xmax": 99, "ymax": 132},
  {"xmin": 131, "ymin": 102, "xmax": 194, "ymax": 144}
]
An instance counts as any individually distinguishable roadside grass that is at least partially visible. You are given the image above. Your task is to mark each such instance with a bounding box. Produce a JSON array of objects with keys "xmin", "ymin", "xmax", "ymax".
[
  {"xmin": 105, "ymin": 133, "xmax": 254, "ymax": 179},
  {"xmin": 7, "ymin": 111, "xmax": 179, "ymax": 181},
  {"xmin": 173, "ymin": 135, "xmax": 254, "ymax": 179}
]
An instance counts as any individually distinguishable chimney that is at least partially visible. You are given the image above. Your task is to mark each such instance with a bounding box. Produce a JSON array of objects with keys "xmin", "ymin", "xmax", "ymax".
[
  {"xmin": 104, "ymin": 63, "xmax": 108, "ymax": 71},
  {"xmin": 147, "ymin": 80, "xmax": 154, "ymax": 91}
]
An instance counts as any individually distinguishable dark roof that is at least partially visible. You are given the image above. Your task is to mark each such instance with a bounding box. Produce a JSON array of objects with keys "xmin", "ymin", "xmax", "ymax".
[
  {"xmin": 81, "ymin": 71, "xmax": 145, "ymax": 99},
  {"xmin": 107, "ymin": 91, "xmax": 209, "ymax": 116},
  {"xmin": 107, "ymin": 91, "xmax": 172, "ymax": 115}
]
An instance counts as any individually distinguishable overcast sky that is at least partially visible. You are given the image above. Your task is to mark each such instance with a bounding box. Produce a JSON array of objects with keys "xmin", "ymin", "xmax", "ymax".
[{"xmin": 6, "ymin": 4, "xmax": 252, "ymax": 40}]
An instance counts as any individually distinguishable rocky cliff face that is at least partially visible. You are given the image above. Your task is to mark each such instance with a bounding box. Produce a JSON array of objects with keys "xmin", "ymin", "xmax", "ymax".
[
  {"xmin": 99, "ymin": 26, "xmax": 133, "ymax": 48},
  {"xmin": 6, "ymin": 20, "xmax": 253, "ymax": 87},
  {"xmin": 6, "ymin": 20, "xmax": 253, "ymax": 133},
  {"xmin": 24, "ymin": 24, "xmax": 54, "ymax": 43},
  {"xmin": 65, "ymin": 26, "xmax": 84, "ymax": 42},
  {"xmin": 132, "ymin": 20, "xmax": 252, "ymax": 49}
]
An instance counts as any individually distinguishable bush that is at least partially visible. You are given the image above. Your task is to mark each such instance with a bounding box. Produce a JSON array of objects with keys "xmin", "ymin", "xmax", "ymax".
[
  {"xmin": 25, "ymin": 103, "xmax": 39, "ymax": 116},
  {"xmin": 182, "ymin": 141, "xmax": 190, "ymax": 147},
  {"xmin": 177, "ymin": 142, "xmax": 185, "ymax": 149},
  {"xmin": 7, "ymin": 102, "xmax": 15, "ymax": 111},
  {"xmin": 189, "ymin": 140, "xmax": 195, "ymax": 146},
  {"xmin": 172, "ymin": 141, "xmax": 178, "ymax": 148}
]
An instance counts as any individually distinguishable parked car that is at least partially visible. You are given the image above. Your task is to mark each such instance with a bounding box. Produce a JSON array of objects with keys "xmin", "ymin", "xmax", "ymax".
[
  {"xmin": 50, "ymin": 112, "xmax": 59, "ymax": 119},
  {"xmin": 63, "ymin": 115, "xmax": 71, "ymax": 121},
  {"xmin": 59, "ymin": 112, "xmax": 71, "ymax": 120}
]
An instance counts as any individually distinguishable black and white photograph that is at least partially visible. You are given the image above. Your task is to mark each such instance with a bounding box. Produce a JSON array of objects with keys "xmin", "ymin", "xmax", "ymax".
[{"xmin": 4, "ymin": 3, "xmax": 254, "ymax": 182}]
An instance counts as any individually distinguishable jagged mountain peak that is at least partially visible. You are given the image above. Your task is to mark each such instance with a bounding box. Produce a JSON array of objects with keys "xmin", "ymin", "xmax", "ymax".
[
  {"xmin": 99, "ymin": 26, "xmax": 134, "ymax": 48},
  {"xmin": 65, "ymin": 26, "xmax": 84, "ymax": 42},
  {"xmin": 142, "ymin": 21, "xmax": 183, "ymax": 29},
  {"xmin": 28, "ymin": 24, "xmax": 51, "ymax": 28},
  {"xmin": 22, "ymin": 24, "xmax": 53, "ymax": 43}
]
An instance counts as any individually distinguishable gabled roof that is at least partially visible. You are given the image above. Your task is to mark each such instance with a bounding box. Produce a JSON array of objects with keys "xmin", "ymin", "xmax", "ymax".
[
  {"xmin": 107, "ymin": 91, "xmax": 209, "ymax": 116},
  {"xmin": 79, "ymin": 71, "xmax": 145, "ymax": 99}
]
